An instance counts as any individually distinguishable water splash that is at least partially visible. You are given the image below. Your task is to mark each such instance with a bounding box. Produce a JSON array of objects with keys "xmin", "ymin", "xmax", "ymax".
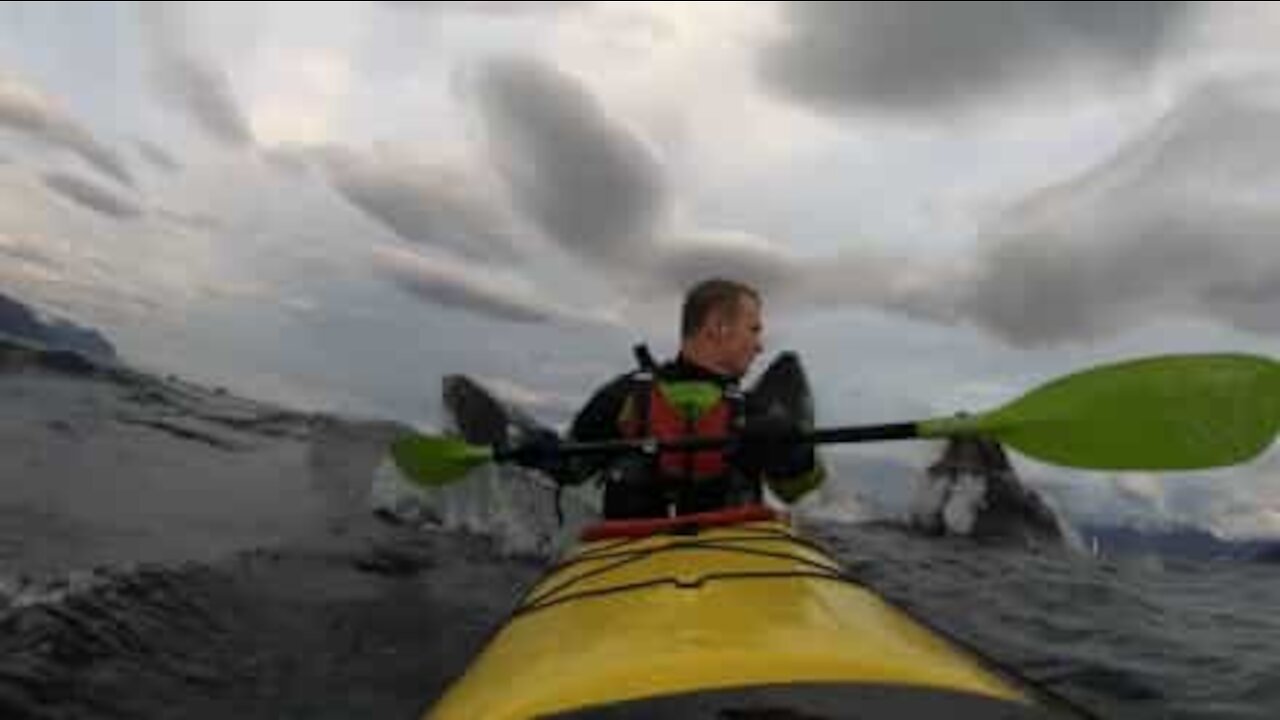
[{"xmin": 369, "ymin": 456, "xmax": 600, "ymax": 558}]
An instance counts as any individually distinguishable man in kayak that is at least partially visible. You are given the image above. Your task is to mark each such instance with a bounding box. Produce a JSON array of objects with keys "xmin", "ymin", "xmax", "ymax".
[{"xmin": 519, "ymin": 278, "xmax": 825, "ymax": 518}]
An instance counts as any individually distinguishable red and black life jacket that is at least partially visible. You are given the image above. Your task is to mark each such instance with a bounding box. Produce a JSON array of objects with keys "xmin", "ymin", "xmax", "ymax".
[{"xmin": 617, "ymin": 345, "xmax": 745, "ymax": 484}]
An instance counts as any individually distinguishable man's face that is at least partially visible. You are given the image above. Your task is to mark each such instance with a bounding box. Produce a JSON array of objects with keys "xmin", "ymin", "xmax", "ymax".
[{"xmin": 715, "ymin": 296, "xmax": 763, "ymax": 378}]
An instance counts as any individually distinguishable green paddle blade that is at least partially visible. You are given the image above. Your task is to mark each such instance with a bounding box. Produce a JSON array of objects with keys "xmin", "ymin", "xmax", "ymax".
[
  {"xmin": 389, "ymin": 434, "xmax": 494, "ymax": 487},
  {"xmin": 919, "ymin": 353, "xmax": 1280, "ymax": 470}
]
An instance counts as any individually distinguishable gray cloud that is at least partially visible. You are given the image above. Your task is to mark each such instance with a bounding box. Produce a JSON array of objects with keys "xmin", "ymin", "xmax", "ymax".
[
  {"xmin": 140, "ymin": 6, "xmax": 254, "ymax": 149},
  {"xmin": 602, "ymin": 75, "xmax": 1280, "ymax": 348},
  {"xmin": 457, "ymin": 51, "xmax": 1280, "ymax": 347},
  {"xmin": 642, "ymin": 233, "xmax": 801, "ymax": 297},
  {"xmin": 57, "ymin": 126, "xmax": 134, "ymax": 187},
  {"xmin": 383, "ymin": 1, "xmax": 585, "ymax": 15},
  {"xmin": 319, "ymin": 147, "xmax": 522, "ymax": 263},
  {"xmin": 466, "ymin": 55, "xmax": 969, "ymax": 327},
  {"xmin": 799, "ymin": 252, "xmax": 968, "ymax": 326},
  {"xmin": 648, "ymin": 79, "xmax": 1280, "ymax": 346},
  {"xmin": 761, "ymin": 1, "xmax": 1194, "ymax": 118},
  {"xmin": 962, "ymin": 77, "xmax": 1280, "ymax": 344},
  {"xmin": 0, "ymin": 237, "xmax": 60, "ymax": 271},
  {"xmin": 373, "ymin": 245, "xmax": 553, "ymax": 324},
  {"xmin": 153, "ymin": 52, "xmax": 254, "ymax": 148},
  {"xmin": 43, "ymin": 171, "xmax": 144, "ymax": 220},
  {"xmin": 650, "ymin": 235, "xmax": 967, "ymax": 330},
  {"xmin": 258, "ymin": 144, "xmax": 316, "ymax": 176},
  {"xmin": 472, "ymin": 57, "xmax": 668, "ymax": 265},
  {"xmin": 0, "ymin": 72, "xmax": 135, "ymax": 186},
  {"xmin": 373, "ymin": 244, "xmax": 622, "ymax": 328},
  {"xmin": 156, "ymin": 208, "xmax": 221, "ymax": 232},
  {"xmin": 135, "ymin": 139, "xmax": 181, "ymax": 173}
]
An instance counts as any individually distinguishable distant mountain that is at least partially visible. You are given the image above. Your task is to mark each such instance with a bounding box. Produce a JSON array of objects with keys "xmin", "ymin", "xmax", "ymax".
[
  {"xmin": 1079, "ymin": 522, "xmax": 1280, "ymax": 562},
  {"xmin": 42, "ymin": 317, "xmax": 118, "ymax": 361},
  {"xmin": 1250, "ymin": 543, "xmax": 1280, "ymax": 564},
  {"xmin": 0, "ymin": 290, "xmax": 118, "ymax": 362},
  {"xmin": 0, "ymin": 291, "xmax": 46, "ymax": 340}
]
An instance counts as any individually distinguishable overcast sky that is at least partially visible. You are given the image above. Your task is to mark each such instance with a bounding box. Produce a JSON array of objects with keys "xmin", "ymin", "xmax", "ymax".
[{"xmin": 1, "ymin": 1, "xmax": 1278, "ymax": 536}]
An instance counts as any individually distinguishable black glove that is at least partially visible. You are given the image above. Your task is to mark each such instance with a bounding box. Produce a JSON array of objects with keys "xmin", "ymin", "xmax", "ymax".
[
  {"xmin": 740, "ymin": 413, "xmax": 813, "ymax": 478},
  {"xmin": 743, "ymin": 412, "xmax": 799, "ymax": 446},
  {"xmin": 507, "ymin": 429, "xmax": 569, "ymax": 481}
]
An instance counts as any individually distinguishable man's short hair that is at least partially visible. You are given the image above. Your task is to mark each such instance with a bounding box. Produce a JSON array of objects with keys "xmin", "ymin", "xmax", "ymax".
[{"xmin": 681, "ymin": 278, "xmax": 760, "ymax": 340}]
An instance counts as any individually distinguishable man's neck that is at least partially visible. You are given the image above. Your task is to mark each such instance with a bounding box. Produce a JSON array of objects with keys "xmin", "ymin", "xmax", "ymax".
[{"xmin": 678, "ymin": 344, "xmax": 731, "ymax": 378}]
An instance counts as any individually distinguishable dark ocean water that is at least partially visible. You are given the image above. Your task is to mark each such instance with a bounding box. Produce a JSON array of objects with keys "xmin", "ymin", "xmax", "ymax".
[
  {"xmin": 812, "ymin": 523, "xmax": 1280, "ymax": 720},
  {"xmin": 3, "ymin": 348, "xmax": 1279, "ymax": 720}
]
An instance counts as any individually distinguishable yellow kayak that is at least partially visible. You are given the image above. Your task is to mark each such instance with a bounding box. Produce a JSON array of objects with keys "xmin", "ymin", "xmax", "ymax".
[{"xmin": 424, "ymin": 506, "xmax": 1085, "ymax": 718}]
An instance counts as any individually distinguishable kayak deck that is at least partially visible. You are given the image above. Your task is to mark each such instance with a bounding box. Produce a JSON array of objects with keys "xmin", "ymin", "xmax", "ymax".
[{"xmin": 425, "ymin": 516, "xmax": 1069, "ymax": 719}]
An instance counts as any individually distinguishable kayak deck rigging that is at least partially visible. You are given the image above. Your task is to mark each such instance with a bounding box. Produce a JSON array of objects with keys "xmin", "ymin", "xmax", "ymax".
[{"xmin": 519, "ymin": 524, "xmax": 851, "ymax": 615}]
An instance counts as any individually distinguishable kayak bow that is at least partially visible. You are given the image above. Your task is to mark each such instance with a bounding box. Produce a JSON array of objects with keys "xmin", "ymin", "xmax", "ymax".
[{"xmin": 424, "ymin": 508, "xmax": 1085, "ymax": 719}]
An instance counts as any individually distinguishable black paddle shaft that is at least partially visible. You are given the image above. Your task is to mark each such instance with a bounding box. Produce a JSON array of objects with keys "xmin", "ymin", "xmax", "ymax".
[{"xmin": 494, "ymin": 422, "xmax": 921, "ymax": 461}]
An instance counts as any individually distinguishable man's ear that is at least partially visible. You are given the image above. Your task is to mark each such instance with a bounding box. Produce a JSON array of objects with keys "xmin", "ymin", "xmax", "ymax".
[{"xmin": 711, "ymin": 310, "xmax": 726, "ymax": 337}]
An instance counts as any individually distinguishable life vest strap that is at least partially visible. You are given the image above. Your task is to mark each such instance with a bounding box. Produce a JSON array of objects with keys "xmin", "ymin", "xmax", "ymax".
[{"xmin": 618, "ymin": 345, "xmax": 745, "ymax": 485}]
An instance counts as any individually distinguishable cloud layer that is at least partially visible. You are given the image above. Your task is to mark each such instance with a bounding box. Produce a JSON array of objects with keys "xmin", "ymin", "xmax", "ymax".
[
  {"xmin": 964, "ymin": 77, "xmax": 1280, "ymax": 344},
  {"xmin": 465, "ymin": 57, "xmax": 1280, "ymax": 347},
  {"xmin": 761, "ymin": 1, "xmax": 1193, "ymax": 118},
  {"xmin": 472, "ymin": 57, "xmax": 668, "ymax": 266},
  {"xmin": 374, "ymin": 244, "xmax": 556, "ymax": 325},
  {"xmin": 0, "ymin": 233, "xmax": 60, "ymax": 270},
  {"xmin": 383, "ymin": 1, "xmax": 585, "ymax": 16},
  {"xmin": 319, "ymin": 147, "xmax": 523, "ymax": 264},
  {"xmin": 43, "ymin": 171, "xmax": 143, "ymax": 220},
  {"xmin": 463, "ymin": 56, "xmax": 972, "ymax": 329},
  {"xmin": 0, "ymin": 71, "xmax": 135, "ymax": 186},
  {"xmin": 135, "ymin": 139, "xmax": 181, "ymax": 173},
  {"xmin": 140, "ymin": 5, "xmax": 254, "ymax": 149}
]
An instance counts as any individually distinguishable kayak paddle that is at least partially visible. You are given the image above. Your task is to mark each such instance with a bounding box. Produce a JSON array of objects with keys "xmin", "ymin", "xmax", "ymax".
[{"xmin": 390, "ymin": 353, "xmax": 1280, "ymax": 487}]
